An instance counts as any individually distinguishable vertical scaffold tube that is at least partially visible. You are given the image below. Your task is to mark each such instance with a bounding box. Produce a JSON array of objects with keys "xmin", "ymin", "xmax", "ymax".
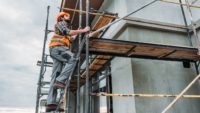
[
  {"xmin": 179, "ymin": 0, "xmax": 192, "ymax": 46},
  {"xmin": 35, "ymin": 6, "xmax": 50, "ymax": 113},
  {"xmin": 76, "ymin": 0, "xmax": 82, "ymax": 113},
  {"xmin": 85, "ymin": 0, "xmax": 90, "ymax": 113},
  {"xmin": 185, "ymin": 0, "xmax": 200, "ymax": 54}
]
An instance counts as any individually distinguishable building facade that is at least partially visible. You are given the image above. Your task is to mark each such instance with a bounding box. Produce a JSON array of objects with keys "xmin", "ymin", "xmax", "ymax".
[{"xmin": 42, "ymin": 0, "xmax": 200, "ymax": 113}]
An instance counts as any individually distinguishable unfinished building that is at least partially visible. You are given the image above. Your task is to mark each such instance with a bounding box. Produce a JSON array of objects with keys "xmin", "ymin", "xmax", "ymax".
[{"xmin": 35, "ymin": 0, "xmax": 200, "ymax": 113}]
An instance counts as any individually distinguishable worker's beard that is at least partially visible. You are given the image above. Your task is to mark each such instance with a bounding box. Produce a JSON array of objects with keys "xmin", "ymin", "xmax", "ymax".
[
  {"xmin": 65, "ymin": 19, "xmax": 70, "ymax": 23},
  {"xmin": 65, "ymin": 20, "xmax": 72, "ymax": 27}
]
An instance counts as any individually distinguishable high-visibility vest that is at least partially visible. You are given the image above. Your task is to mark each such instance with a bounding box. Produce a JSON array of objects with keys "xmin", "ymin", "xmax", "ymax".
[{"xmin": 49, "ymin": 34, "xmax": 71, "ymax": 48}]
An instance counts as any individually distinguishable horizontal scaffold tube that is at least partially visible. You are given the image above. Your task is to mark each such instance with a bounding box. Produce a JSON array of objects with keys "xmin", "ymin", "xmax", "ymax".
[
  {"xmin": 60, "ymin": 7, "xmax": 188, "ymax": 29},
  {"xmin": 161, "ymin": 74, "xmax": 200, "ymax": 113},
  {"xmin": 90, "ymin": 93, "xmax": 200, "ymax": 98}
]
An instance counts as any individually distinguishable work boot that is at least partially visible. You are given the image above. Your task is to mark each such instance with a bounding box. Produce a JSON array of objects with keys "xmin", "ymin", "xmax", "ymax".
[
  {"xmin": 45, "ymin": 104, "xmax": 64, "ymax": 112},
  {"xmin": 45, "ymin": 104, "xmax": 57, "ymax": 112},
  {"xmin": 54, "ymin": 81, "xmax": 65, "ymax": 89}
]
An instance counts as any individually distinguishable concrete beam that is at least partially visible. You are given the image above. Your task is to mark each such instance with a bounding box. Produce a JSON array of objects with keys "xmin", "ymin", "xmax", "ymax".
[
  {"xmin": 108, "ymin": 17, "xmax": 189, "ymax": 40},
  {"xmin": 125, "ymin": 17, "xmax": 188, "ymax": 34}
]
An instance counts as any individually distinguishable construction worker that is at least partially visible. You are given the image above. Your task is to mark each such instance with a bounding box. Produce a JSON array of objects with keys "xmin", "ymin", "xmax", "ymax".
[{"xmin": 46, "ymin": 12, "xmax": 90, "ymax": 112}]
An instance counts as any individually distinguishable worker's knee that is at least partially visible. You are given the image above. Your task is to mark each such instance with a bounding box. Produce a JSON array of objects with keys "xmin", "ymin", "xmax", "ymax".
[
  {"xmin": 50, "ymin": 46, "xmax": 72, "ymax": 62},
  {"xmin": 61, "ymin": 52, "xmax": 71, "ymax": 60}
]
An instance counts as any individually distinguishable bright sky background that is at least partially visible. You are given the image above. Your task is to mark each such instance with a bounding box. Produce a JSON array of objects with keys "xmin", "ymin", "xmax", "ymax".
[{"xmin": 0, "ymin": 0, "xmax": 61, "ymax": 113}]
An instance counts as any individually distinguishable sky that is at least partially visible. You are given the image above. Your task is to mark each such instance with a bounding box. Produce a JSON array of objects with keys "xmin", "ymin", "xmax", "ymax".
[{"xmin": 0, "ymin": 0, "xmax": 61, "ymax": 112}]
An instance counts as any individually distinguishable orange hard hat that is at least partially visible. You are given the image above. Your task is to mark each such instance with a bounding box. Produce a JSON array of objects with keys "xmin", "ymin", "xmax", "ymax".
[{"xmin": 56, "ymin": 12, "xmax": 70, "ymax": 22}]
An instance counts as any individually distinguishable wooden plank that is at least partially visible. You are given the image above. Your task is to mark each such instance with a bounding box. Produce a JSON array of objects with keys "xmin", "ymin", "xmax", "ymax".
[
  {"xmin": 90, "ymin": 41, "xmax": 133, "ymax": 54},
  {"xmin": 90, "ymin": 41, "xmax": 133, "ymax": 49},
  {"xmin": 96, "ymin": 55, "xmax": 112, "ymax": 59},
  {"xmin": 167, "ymin": 50, "xmax": 200, "ymax": 60},
  {"xmin": 91, "ymin": 16, "xmax": 114, "ymax": 37},
  {"xmin": 128, "ymin": 46, "xmax": 174, "ymax": 57},
  {"xmin": 93, "ymin": 16, "xmax": 113, "ymax": 30},
  {"xmin": 90, "ymin": 48, "xmax": 129, "ymax": 54},
  {"xmin": 81, "ymin": 70, "xmax": 97, "ymax": 78},
  {"xmin": 80, "ymin": 55, "xmax": 112, "ymax": 79},
  {"xmin": 158, "ymin": 50, "xmax": 177, "ymax": 58},
  {"xmin": 89, "ymin": 38, "xmax": 200, "ymax": 61}
]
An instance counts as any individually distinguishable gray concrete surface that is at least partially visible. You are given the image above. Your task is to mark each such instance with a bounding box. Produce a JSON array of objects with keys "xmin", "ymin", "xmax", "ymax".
[{"xmin": 98, "ymin": 0, "xmax": 200, "ymax": 113}]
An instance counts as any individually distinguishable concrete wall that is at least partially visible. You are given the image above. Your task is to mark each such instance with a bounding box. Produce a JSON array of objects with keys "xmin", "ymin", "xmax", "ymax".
[
  {"xmin": 111, "ymin": 57, "xmax": 136, "ymax": 113},
  {"xmin": 101, "ymin": 0, "xmax": 191, "ymax": 38},
  {"xmin": 126, "ymin": 0, "xmax": 185, "ymax": 25},
  {"xmin": 127, "ymin": 26, "xmax": 190, "ymax": 46},
  {"xmin": 132, "ymin": 59, "xmax": 200, "ymax": 113},
  {"xmin": 100, "ymin": 0, "xmax": 200, "ymax": 113}
]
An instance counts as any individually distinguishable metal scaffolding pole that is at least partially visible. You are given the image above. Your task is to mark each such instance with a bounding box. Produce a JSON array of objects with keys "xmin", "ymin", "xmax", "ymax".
[
  {"xmin": 92, "ymin": 72, "xmax": 111, "ymax": 86},
  {"xmin": 161, "ymin": 74, "xmax": 200, "ymax": 113},
  {"xmin": 89, "ymin": 80, "xmax": 92, "ymax": 113},
  {"xmin": 76, "ymin": 0, "xmax": 82, "ymax": 113},
  {"xmin": 195, "ymin": 61, "xmax": 200, "ymax": 74},
  {"xmin": 192, "ymin": 0, "xmax": 199, "ymax": 4},
  {"xmin": 85, "ymin": 0, "xmax": 90, "ymax": 113},
  {"xmin": 71, "ymin": 0, "xmax": 79, "ymax": 25},
  {"xmin": 160, "ymin": 0, "xmax": 200, "ymax": 8},
  {"xmin": 106, "ymin": 68, "xmax": 110, "ymax": 113},
  {"xmin": 179, "ymin": 0, "xmax": 193, "ymax": 46},
  {"xmin": 185, "ymin": 0, "xmax": 200, "ymax": 54},
  {"xmin": 90, "ymin": 93, "xmax": 200, "ymax": 98},
  {"xmin": 35, "ymin": 6, "xmax": 50, "ymax": 113},
  {"xmin": 66, "ymin": 89, "xmax": 71, "ymax": 113}
]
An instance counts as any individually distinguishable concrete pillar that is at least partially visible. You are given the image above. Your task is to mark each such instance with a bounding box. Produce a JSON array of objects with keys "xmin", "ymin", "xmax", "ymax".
[{"xmin": 111, "ymin": 57, "xmax": 136, "ymax": 113}]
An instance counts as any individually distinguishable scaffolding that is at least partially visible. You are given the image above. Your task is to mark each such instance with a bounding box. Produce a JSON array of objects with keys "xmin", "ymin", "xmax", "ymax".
[
  {"xmin": 35, "ymin": 6, "xmax": 50, "ymax": 113},
  {"xmin": 35, "ymin": 0, "xmax": 200, "ymax": 113}
]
